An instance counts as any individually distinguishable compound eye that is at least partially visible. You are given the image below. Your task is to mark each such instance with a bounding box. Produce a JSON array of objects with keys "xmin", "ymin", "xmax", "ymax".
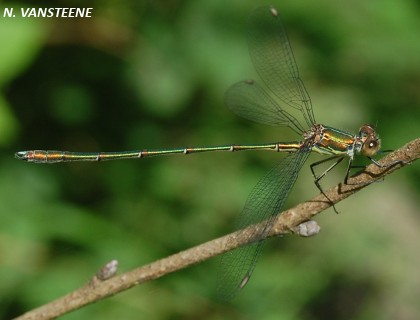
[
  {"xmin": 359, "ymin": 124, "xmax": 375, "ymax": 138},
  {"xmin": 368, "ymin": 141, "xmax": 377, "ymax": 149},
  {"xmin": 362, "ymin": 137, "xmax": 381, "ymax": 157}
]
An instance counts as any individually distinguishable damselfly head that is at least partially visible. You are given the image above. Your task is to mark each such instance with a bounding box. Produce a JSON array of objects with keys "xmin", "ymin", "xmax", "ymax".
[{"xmin": 358, "ymin": 124, "xmax": 381, "ymax": 157}]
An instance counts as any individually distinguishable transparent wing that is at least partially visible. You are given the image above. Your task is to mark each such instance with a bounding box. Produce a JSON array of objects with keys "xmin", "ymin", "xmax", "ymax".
[
  {"xmin": 247, "ymin": 6, "xmax": 315, "ymax": 128},
  {"xmin": 226, "ymin": 7, "xmax": 315, "ymax": 131},
  {"xmin": 216, "ymin": 145, "xmax": 311, "ymax": 301},
  {"xmin": 225, "ymin": 79, "xmax": 306, "ymax": 135}
]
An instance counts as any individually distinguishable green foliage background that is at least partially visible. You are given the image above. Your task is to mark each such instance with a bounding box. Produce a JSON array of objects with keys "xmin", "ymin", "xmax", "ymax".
[{"xmin": 1, "ymin": 0, "xmax": 419, "ymax": 319}]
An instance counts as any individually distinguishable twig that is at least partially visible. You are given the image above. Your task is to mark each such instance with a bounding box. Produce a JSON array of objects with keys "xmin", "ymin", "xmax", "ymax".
[{"xmin": 14, "ymin": 138, "xmax": 419, "ymax": 320}]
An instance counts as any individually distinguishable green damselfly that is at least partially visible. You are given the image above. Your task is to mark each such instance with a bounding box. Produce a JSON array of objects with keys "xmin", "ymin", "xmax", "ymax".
[{"xmin": 15, "ymin": 6, "xmax": 402, "ymax": 301}]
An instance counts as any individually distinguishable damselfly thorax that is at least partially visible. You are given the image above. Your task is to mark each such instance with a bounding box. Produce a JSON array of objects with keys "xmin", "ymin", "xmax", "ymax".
[{"xmin": 307, "ymin": 123, "xmax": 381, "ymax": 158}]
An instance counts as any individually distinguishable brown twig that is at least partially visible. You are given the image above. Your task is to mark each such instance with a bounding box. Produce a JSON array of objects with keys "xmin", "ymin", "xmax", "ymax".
[{"xmin": 14, "ymin": 138, "xmax": 419, "ymax": 320}]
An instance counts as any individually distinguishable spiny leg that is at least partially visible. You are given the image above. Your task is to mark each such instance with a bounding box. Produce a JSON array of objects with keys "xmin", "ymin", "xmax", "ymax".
[
  {"xmin": 344, "ymin": 156, "xmax": 354, "ymax": 184},
  {"xmin": 344, "ymin": 154, "xmax": 406, "ymax": 185},
  {"xmin": 373, "ymin": 149, "xmax": 407, "ymax": 168},
  {"xmin": 368, "ymin": 156, "xmax": 406, "ymax": 169},
  {"xmin": 310, "ymin": 155, "xmax": 345, "ymax": 213}
]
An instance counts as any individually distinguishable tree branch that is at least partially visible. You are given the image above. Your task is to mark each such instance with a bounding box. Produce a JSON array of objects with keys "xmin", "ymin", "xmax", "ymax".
[{"xmin": 14, "ymin": 138, "xmax": 419, "ymax": 320}]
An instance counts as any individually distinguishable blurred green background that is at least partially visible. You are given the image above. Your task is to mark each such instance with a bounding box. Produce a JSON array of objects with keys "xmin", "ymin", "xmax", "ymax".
[{"xmin": 1, "ymin": 0, "xmax": 419, "ymax": 319}]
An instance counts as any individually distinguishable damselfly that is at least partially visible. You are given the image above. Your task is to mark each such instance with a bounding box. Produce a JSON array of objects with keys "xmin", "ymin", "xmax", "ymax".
[{"xmin": 15, "ymin": 6, "xmax": 401, "ymax": 301}]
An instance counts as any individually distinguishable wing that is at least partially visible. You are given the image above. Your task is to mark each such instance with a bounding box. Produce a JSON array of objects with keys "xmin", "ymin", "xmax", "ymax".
[
  {"xmin": 225, "ymin": 6, "xmax": 315, "ymax": 135},
  {"xmin": 225, "ymin": 79, "xmax": 307, "ymax": 135},
  {"xmin": 248, "ymin": 6, "xmax": 315, "ymax": 127},
  {"xmin": 216, "ymin": 145, "xmax": 311, "ymax": 301}
]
